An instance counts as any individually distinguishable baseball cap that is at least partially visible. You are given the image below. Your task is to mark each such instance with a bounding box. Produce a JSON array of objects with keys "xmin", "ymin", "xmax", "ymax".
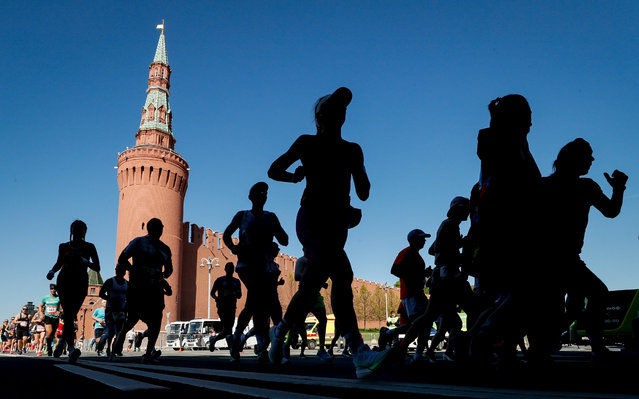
[{"xmin": 407, "ymin": 229, "xmax": 431, "ymax": 242}]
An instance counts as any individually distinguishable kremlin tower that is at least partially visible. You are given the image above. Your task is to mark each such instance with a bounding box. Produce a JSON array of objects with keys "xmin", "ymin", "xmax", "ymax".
[{"xmin": 115, "ymin": 25, "xmax": 189, "ymax": 323}]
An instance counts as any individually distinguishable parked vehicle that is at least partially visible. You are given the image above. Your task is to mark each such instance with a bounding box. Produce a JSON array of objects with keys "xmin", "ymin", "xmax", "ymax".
[
  {"xmin": 304, "ymin": 314, "xmax": 335, "ymax": 350},
  {"xmin": 570, "ymin": 289, "xmax": 639, "ymax": 349},
  {"xmin": 184, "ymin": 319, "xmax": 221, "ymax": 350},
  {"xmin": 166, "ymin": 321, "xmax": 189, "ymax": 351},
  {"xmin": 183, "ymin": 318, "xmax": 257, "ymax": 350}
]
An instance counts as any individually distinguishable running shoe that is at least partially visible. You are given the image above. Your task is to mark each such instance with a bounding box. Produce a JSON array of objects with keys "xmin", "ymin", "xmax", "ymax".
[
  {"xmin": 317, "ymin": 349, "xmax": 332, "ymax": 363},
  {"xmin": 108, "ymin": 353, "xmax": 119, "ymax": 362},
  {"xmin": 68, "ymin": 348, "xmax": 81, "ymax": 364},
  {"xmin": 141, "ymin": 350, "xmax": 161, "ymax": 364},
  {"xmin": 268, "ymin": 326, "xmax": 284, "ymax": 365},
  {"xmin": 425, "ymin": 351, "xmax": 436, "ymax": 363},
  {"xmin": 353, "ymin": 345, "xmax": 391, "ymax": 379},
  {"xmin": 377, "ymin": 327, "xmax": 391, "ymax": 350},
  {"xmin": 96, "ymin": 351, "xmax": 104, "ymax": 356},
  {"xmin": 227, "ymin": 335, "xmax": 240, "ymax": 361},
  {"xmin": 37, "ymin": 351, "xmax": 42, "ymax": 356}
]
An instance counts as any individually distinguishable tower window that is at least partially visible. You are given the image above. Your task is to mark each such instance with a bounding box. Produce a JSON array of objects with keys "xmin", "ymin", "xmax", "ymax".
[{"xmin": 142, "ymin": 222, "xmax": 145, "ymax": 230}]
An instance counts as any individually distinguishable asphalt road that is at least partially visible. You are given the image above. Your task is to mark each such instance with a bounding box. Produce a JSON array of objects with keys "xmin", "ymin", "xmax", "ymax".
[{"xmin": 1, "ymin": 346, "xmax": 638, "ymax": 399}]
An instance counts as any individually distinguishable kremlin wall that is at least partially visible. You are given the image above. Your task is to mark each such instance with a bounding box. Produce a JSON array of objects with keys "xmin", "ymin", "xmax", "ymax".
[{"xmin": 77, "ymin": 27, "xmax": 399, "ymax": 340}]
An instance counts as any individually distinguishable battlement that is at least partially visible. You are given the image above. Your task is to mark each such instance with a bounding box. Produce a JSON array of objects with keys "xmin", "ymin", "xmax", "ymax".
[{"xmin": 116, "ymin": 146, "xmax": 189, "ymax": 196}]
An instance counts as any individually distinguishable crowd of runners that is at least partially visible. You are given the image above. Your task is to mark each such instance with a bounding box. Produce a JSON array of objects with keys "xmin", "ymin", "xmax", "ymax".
[{"xmin": 2, "ymin": 88, "xmax": 628, "ymax": 378}]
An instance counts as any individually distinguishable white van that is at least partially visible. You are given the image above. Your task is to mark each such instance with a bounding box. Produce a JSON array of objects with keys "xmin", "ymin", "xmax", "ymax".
[
  {"xmin": 166, "ymin": 321, "xmax": 189, "ymax": 350},
  {"xmin": 184, "ymin": 318, "xmax": 257, "ymax": 350}
]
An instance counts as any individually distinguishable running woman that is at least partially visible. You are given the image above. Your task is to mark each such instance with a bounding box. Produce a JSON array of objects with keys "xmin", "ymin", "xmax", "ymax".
[
  {"xmin": 267, "ymin": 87, "xmax": 390, "ymax": 378},
  {"xmin": 1, "ymin": 319, "xmax": 8, "ymax": 352},
  {"xmin": 14, "ymin": 306, "xmax": 31, "ymax": 355},
  {"xmin": 31, "ymin": 309, "xmax": 46, "ymax": 356},
  {"xmin": 46, "ymin": 220, "xmax": 101, "ymax": 363},
  {"xmin": 98, "ymin": 263, "xmax": 128, "ymax": 360},
  {"xmin": 540, "ymin": 138, "xmax": 627, "ymax": 361}
]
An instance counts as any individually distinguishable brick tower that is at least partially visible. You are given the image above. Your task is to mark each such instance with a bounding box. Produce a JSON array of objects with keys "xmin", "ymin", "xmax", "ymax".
[{"xmin": 116, "ymin": 25, "xmax": 189, "ymax": 323}]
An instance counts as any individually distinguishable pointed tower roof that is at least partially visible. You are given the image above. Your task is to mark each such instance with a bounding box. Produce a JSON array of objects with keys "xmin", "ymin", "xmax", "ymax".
[{"xmin": 153, "ymin": 30, "xmax": 169, "ymax": 65}]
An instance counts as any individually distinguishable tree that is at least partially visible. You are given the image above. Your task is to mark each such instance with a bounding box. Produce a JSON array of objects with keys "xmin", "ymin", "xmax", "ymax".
[
  {"xmin": 371, "ymin": 285, "xmax": 387, "ymax": 326},
  {"xmin": 354, "ymin": 285, "xmax": 372, "ymax": 330}
]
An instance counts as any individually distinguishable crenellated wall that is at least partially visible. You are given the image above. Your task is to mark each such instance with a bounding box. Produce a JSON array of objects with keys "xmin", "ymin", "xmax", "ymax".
[{"xmin": 177, "ymin": 221, "xmax": 400, "ymax": 328}]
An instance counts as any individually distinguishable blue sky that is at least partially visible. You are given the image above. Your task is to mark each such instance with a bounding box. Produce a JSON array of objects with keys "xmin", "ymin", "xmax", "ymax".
[{"xmin": 2, "ymin": 1, "xmax": 638, "ymax": 320}]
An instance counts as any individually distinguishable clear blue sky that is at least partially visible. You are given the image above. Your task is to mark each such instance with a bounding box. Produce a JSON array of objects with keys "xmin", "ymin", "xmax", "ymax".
[{"xmin": 2, "ymin": 1, "xmax": 638, "ymax": 320}]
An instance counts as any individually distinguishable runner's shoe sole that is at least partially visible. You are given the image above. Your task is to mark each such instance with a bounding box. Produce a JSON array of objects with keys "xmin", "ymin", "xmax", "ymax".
[{"xmin": 68, "ymin": 349, "xmax": 81, "ymax": 364}]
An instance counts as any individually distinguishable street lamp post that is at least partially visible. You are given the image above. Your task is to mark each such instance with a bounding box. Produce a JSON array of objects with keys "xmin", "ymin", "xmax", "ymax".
[
  {"xmin": 383, "ymin": 283, "xmax": 389, "ymax": 322},
  {"xmin": 200, "ymin": 257, "xmax": 219, "ymax": 319}
]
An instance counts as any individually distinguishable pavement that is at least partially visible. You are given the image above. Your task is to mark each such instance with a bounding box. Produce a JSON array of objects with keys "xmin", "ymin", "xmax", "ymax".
[{"xmin": 1, "ymin": 346, "xmax": 638, "ymax": 398}]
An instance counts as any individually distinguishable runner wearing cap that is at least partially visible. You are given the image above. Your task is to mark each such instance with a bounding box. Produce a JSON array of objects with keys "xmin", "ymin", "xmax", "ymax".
[
  {"xmin": 267, "ymin": 87, "xmax": 391, "ymax": 378},
  {"xmin": 40, "ymin": 284, "xmax": 61, "ymax": 356},
  {"xmin": 395, "ymin": 197, "xmax": 476, "ymax": 363},
  {"xmin": 379, "ymin": 229, "xmax": 432, "ymax": 359}
]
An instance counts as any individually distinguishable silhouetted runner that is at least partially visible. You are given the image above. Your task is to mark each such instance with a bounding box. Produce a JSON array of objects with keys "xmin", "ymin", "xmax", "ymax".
[
  {"xmin": 380, "ymin": 229, "xmax": 431, "ymax": 358},
  {"xmin": 208, "ymin": 262, "xmax": 241, "ymax": 351},
  {"xmin": 471, "ymin": 95, "xmax": 541, "ymax": 364},
  {"xmin": 267, "ymin": 87, "xmax": 390, "ymax": 378},
  {"xmin": 97, "ymin": 263, "xmax": 128, "ymax": 361},
  {"xmin": 112, "ymin": 218, "xmax": 172, "ymax": 363},
  {"xmin": 223, "ymin": 182, "xmax": 288, "ymax": 361},
  {"xmin": 541, "ymin": 138, "xmax": 627, "ymax": 360},
  {"xmin": 46, "ymin": 220, "xmax": 100, "ymax": 363}
]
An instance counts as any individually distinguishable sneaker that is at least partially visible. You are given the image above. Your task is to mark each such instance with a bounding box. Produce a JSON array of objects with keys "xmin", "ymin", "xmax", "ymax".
[
  {"xmin": 257, "ymin": 348, "xmax": 269, "ymax": 364},
  {"xmin": 377, "ymin": 327, "xmax": 391, "ymax": 350},
  {"xmin": 425, "ymin": 351, "xmax": 436, "ymax": 363},
  {"xmin": 68, "ymin": 348, "xmax": 81, "ymax": 364},
  {"xmin": 96, "ymin": 351, "xmax": 104, "ymax": 356},
  {"xmin": 268, "ymin": 326, "xmax": 284, "ymax": 365},
  {"xmin": 353, "ymin": 345, "xmax": 391, "ymax": 379},
  {"xmin": 299, "ymin": 352, "xmax": 306, "ymax": 359},
  {"xmin": 407, "ymin": 354, "xmax": 425, "ymax": 368},
  {"xmin": 227, "ymin": 335, "xmax": 240, "ymax": 361},
  {"xmin": 317, "ymin": 349, "xmax": 332, "ymax": 363},
  {"xmin": 141, "ymin": 350, "xmax": 161, "ymax": 364},
  {"xmin": 108, "ymin": 353, "xmax": 118, "ymax": 362},
  {"xmin": 9, "ymin": 350, "xmax": 13, "ymax": 355},
  {"xmin": 37, "ymin": 351, "xmax": 42, "ymax": 356}
]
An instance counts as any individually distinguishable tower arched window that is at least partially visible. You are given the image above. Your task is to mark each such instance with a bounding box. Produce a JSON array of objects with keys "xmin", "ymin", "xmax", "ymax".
[
  {"xmin": 159, "ymin": 106, "xmax": 166, "ymax": 123},
  {"xmin": 147, "ymin": 104, "xmax": 155, "ymax": 121},
  {"xmin": 141, "ymin": 109, "xmax": 146, "ymax": 125},
  {"xmin": 155, "ymin": 67, "xmax": 158, "ymax": 76}
]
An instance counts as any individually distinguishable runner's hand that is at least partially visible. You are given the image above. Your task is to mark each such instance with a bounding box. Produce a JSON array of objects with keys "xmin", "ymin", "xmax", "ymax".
[
  {"xmin": 292, "ymin": 166, "xmax": 305, "ymax": 183},
  {"xmin": 604, "ymin": 170, "xmax": 628, "ymax": 190},
  {"xmin": 46, "ymin": 270, "xmax": 55, "ymax": 280}
]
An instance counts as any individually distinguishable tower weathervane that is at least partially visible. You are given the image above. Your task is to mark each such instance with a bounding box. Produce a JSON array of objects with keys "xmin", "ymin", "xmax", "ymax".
[{"xmin": 156, "ymin": 19, "xmax": 165, "ymax": 34}]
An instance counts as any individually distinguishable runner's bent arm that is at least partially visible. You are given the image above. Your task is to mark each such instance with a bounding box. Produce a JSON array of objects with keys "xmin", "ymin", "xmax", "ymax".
[
  {"xmin": 593, "ymin": 171, "xmax": 627, "ymax": 218},
  {"xmin": 223, "ymin": 212, "xmax": 244, "ymax": 253},
  {"xmin": 350, "ymin": 143, "xmax": 370, "ymax": 201},
  {"xmin": 271, "ymin": 214, "xmax": 289, "ymax": 247},
  {"xmin": 268, "ymin": 136, "xmax": 305, "ymax": 183},
  {"xmin": 87, "ymin": 243, "xmax": 100, "ymax": 272},
  {"xmin": 163, "ymin": 246, "xmax": 173, "ymax": 278},
  {"xmin": 99, "ymin": 279, "xmax": 112, "ymax": 301}
]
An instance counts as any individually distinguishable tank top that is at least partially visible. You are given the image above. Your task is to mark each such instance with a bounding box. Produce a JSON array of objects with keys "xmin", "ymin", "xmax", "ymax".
[{"xmin": 16, "ymin": 313, "xmax": 29, "ymax": 330}]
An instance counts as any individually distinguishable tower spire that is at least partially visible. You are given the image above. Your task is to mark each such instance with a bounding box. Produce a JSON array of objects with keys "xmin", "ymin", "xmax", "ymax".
[{"xmin": 137, "ymin": 23, "xmax": 174, "ymax": 148}]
